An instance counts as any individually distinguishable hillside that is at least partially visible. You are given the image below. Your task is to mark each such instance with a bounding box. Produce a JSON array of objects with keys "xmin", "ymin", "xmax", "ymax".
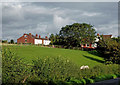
[{"xmin": 3, "ymin": 45, "xmax": 104, "ymax": 67}]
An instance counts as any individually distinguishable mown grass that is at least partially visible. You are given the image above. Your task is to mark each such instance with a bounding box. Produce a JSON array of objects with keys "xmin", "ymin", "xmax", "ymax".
[{"xmin": 3, "ymin": 45, "xmax": 104, "ymax": 67}]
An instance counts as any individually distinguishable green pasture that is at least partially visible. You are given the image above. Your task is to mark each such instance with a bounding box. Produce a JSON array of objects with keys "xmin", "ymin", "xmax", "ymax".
[{"xmin": 3, "ymin": 45, "xmax": 104, "ymax": 67}]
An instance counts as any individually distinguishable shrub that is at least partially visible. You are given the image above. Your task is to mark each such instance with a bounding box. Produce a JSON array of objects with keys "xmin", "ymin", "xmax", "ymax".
[
  {"xmin": 2, "ymin": 48, "xmax": 31, "ymax": 84},
  {"xmin": 81, "ymin": 79, "xmax": 86, "ymax": 85},
  {"xmin": 97, "ymin": 39, "xmax": 120, "ymax": 64},
  {"xmin": 27, "ymin": 56, "xmax": 80, "ymax": 84},
  {"xmin": 69, "ymin": 78, "xmax": 82, "ymax": 85},
  {"xmin": 85, "ymin": 78, "xmax": 94, "ymax": 84},
  {"xmin": 116, "ymin": 74, "xmax": 120, "ymax": 77},
  {"xmin": 93, "ymin": 74, "xmax": 119, "ymax": 83},
  {"xmin": 104, "ymin": 75, "xmax": 113, "ymax": 80},
  {"xmin": 111, "ymin": 74, "xmax": 117, "ymax": 79}
]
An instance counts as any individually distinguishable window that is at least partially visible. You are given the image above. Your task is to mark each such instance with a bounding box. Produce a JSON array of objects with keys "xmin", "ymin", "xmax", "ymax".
[
  {"xmin": 25, "ymin": 39, "xmax": 27, "ymax": 42},
  {"xmin": 24, "ymin": 35, "xmax": 27, "ymax": 38}
]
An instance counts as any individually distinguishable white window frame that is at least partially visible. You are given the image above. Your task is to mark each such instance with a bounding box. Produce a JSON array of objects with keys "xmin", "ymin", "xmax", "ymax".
[{"xmin": 24, "ymin": 35, "xmax": 27, "ymax": 38}]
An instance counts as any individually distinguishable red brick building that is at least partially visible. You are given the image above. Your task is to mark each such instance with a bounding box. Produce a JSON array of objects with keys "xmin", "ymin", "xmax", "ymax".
[
  {"xmin": 17, "ymin": 33, "xmax": 51, "ymax": 45},
  {"xmin": 81, "ymin": 33, "xmax": 112, "ymax": 49},
  {"xmin": 102, "ymin": 35, "xmax": 112, "ymax": 39}
]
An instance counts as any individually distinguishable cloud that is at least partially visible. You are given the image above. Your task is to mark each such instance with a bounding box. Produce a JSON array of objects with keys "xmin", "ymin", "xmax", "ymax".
[
  {"xmin": 82, "ymin": 12, "xmax": 101, "ymax": 17},
  {"xmin": 96, "ymin": 21, "xmax": 118, "ymax": 37},
  {"xmin": 1, "ymin": 0, "xmax": 119, "ymax": 2},
  {"xmin": 2, "ymin": 2, "xmax": 118, "ymax": 41},
  {"xmin": 53, "ymin": 14, "xmax": 75, "ymax": 28}
]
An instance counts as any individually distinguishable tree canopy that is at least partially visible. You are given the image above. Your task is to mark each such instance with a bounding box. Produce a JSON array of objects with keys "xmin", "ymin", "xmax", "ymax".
[
  {"xmin": 49, "ymin": 34, "xmax": 55, "ymax": 45},
  {"xmin": 97, "ymin": 38, "xmax": 120, "ymax": 64},
  {"xmin": 10, "ymin": 39, "xmax": 14, "ymax": 44},
  {"xmin": 59, "ymin": 23, "xmax": 96, "ymax": 47},
  {"xmin": 50, "ymin": 23, "xmax": 96, "ymax": 47}
]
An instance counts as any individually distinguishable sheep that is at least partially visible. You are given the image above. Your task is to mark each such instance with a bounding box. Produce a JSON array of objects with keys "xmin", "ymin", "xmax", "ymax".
[{"xmin": 80, "ymin": 65, "xmax": 89, "ymax": 70}]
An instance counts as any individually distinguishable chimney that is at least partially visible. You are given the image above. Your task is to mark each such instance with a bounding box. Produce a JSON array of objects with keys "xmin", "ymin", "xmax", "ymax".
[
  {"xmin": 45, "ymin": 36, "xmax": 48, "ymax": 39},
  {"xmin": 36, "ymin": 34, "xmax": 38, "ymax": 38},
  {"xmin": 97, "ymin": 33, "xmax": 100, "ymax": 36},
  {"xmin": 39, "ymin": 35, "xmax": 41, "ymax": 38},
  {"xmin": 29, "ymin": 33, "xmax": 32, "ymax": 35}
]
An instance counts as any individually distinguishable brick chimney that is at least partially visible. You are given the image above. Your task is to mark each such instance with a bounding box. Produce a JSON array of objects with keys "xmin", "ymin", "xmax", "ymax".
[
  {"xmin": 97, "ymin": 33, "xmax": 100, "ymax": 36},
  {"xmin": 29, "ymin": 33, "xmax": 32, "ymax": 35},
  {"xmin": 45, "ymin": 36, "xmax": 48, "ymax": 39},
  {"xmin": 36, "ymin": 34, "xmax": 38, "ymax": 38},
  {"xmin": 39, "ymin": 35, "xmax": 41, "ymax": 38}
]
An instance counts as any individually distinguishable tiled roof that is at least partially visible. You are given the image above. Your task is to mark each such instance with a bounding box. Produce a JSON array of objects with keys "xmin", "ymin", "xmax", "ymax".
[
  {"xmin": 35, "ymin": 38, "xmax": 48, "ymax": 40},
  {"xmin": 102, "ymin": 35, "xmax": 112, "ymax": 37},
  {"xmin": 26, "ymin": 33, "xmax": 49, "ymax": 40},
  {"xmin": 101, "ymin": 35, "xmax": 112, "ymax": 39}
]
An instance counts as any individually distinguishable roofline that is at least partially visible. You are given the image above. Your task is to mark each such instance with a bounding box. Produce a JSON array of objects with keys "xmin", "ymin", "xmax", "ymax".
[{"xmin": 35, "ymin": 38, "xmax": 50, "ymax": 40}]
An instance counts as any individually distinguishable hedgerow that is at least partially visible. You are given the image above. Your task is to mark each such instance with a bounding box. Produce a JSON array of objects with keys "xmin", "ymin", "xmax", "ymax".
[
  {"xmin": 2, "ymin": 48, "xmax": 120, "ymax": 85},
  {"xmin": 2, "ymin": 48, "xmax": 30, "ymax": 84}
]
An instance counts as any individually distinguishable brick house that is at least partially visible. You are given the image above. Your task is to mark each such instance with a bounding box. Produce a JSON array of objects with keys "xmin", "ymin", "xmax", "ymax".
[
  {"xmin": 81, "ymin": 33, "xmax": 112, "ymax": 49},
  {"xmin": 17, "ymin": 33, "xmax": 51, "ymax": 45},
  {"xmin": 101, "ymin": 35, "xmax": 112, "ymax": 39}
]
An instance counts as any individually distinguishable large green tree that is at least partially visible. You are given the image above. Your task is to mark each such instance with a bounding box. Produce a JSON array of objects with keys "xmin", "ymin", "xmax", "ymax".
[{"xmin": 59, "ymin": 23, "xmax": 96, "ymax": 47}]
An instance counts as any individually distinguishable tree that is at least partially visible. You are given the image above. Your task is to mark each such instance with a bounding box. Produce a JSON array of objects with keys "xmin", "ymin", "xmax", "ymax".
[
  {"xmin": 49, "ymin": 34, "xmax": 55, "ymax": 45},
  {"xmin": 10, "ymin": 39, "xmax": 14, "ymax": 44},
  {"xmin": 2, "ymin": 40, "xmax": 8, "ymax": 43},
  {"xmin": 54, "ymin": 34, "xmax": 61, "ymax": 45},
  {"xmin": 112, "ymin": 36, "xmax": 120, "ymax": 43},
  {"xmin": 97, "ymin": 39, "xmax": 120, "ymax": 64},
  {"xmin": 59, "ymin": 23, "xmax": 96, "ymax": 47}
]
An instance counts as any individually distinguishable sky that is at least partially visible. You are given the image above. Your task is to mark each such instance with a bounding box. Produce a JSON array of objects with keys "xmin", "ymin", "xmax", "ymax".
[{"xmin": 2, "ymin": 2, "xmax": 118, "ymax": 42}]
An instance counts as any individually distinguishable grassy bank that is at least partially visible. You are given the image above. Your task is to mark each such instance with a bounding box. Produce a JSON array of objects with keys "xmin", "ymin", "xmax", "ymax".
[
  {"xmin": 2, "ymin": 47, "xmax": 120, "ymax": 85},
  {"xmin": 3, "ymin": 45, "xmax": 104, "ymax": 67}
]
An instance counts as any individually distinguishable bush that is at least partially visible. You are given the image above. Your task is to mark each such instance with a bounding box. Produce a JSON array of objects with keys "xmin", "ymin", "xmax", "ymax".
[
  {"xmin": 93, "ymin": 74, "xmax": 118, "ymax": 82},
  {"xmin": 85, "ymin": 78, "xmax": 94, "ymax": 84},
  {"xmin": 116, "ymin": 74, "xmax": 120, "ymax": 77},
  {"xmin": 2, "ymin": 48, "xmax": 31, "ymax": 84},
  {"xmin": 97, "ymin": 39, "xmax": 120, "ymax": 64},
  {"xmin": 27, "ymin": 56, "xmax": 81, "ymax": 84},
  {"xmin": 81, "ymin": 79, "xmax": 86, "ymax": 85},
  {"xmin": 111, "ymin": 74, "xmax": 117, "ymax": 79},
  {"xmin": 69, "ymin": 78, "xmax": 82, "ymax": 85}
]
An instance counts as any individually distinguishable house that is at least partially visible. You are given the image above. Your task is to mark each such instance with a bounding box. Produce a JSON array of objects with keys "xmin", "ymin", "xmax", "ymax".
[
  {"xmin": 17, "ymin": 33, "xmax": 51, "ymax": 45},
  {"xmin": 95, "ymin": 33, "xmax": 112, "ymax": 42},
  {"xmin": 81, "ymin": 33, "xmax": 112, "ymax": 49},
  {"xmin": 101, "ymin": 35, "xmax": 112, "ymax": 39}
]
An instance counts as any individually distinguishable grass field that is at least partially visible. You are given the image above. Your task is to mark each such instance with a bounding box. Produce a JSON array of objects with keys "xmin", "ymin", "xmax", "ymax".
[{"xmin": 3, "ymin": 45, "xmax": 104, "ymax": 67}]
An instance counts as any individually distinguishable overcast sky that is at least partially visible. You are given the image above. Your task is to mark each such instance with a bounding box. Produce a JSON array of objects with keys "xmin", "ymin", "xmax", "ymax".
[{"xmin": 2, "ymin": 2, "xmax": 118, "ymax": 41}]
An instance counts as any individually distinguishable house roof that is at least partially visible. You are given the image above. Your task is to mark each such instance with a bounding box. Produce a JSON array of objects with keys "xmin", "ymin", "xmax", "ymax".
[
  {"xmin": 101, "ymin": 35, "xmax": 112, "ymax": 39},
  {"xmin": 35, "ymin": 38, "xmax": 48, "ymax": 40},
  {"xmin": 25, "ymin": 33, "xmax": 49, "ymax": 40}
]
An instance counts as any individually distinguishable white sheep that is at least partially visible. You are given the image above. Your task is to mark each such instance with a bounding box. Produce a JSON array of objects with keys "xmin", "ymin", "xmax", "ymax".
[{"xmin": 80, "ymin": 65, "xmax": 89, "ymax": 70}]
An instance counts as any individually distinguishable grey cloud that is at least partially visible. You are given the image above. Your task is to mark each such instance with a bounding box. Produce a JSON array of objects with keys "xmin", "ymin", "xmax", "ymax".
[{"xmin": 2, "ymin": 2, "xmax": 118, "ymax": 42}]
